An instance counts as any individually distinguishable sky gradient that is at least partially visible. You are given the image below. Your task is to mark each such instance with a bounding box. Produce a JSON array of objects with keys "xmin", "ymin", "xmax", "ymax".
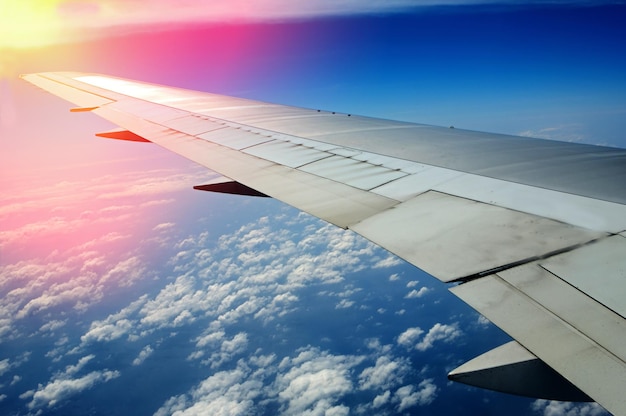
[{"xmin": 1, "ymin": 2, "xmax": 625, "ymax": 415}]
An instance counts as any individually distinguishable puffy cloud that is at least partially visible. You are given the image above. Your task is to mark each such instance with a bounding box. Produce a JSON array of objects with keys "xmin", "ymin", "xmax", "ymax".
[
  {"xmin": 0, "ymin": 169, "xmax": 193, "ymax": 340},
  {"xmin": 75, "ymin": 212, "xmax": 392, "ymax": 354},
  {"xmin": 397, "ymin": 323, "xmax": 462, "ymax": 351},
  {"xmin": 99, "ymin": 256, "xmax": 146, "ymax": 287},
  {"xmin": 394, "ymin": 379, "xmax": 438, "ymax": 411},
  {"xmin": 405, "ymin": 287, "xmax": 431, "ymax": 299},
  {"xmin": 335, "ymin": 299, "xmax": 355, "ymax": 309},
  {"xmin": 359, "ymin": 356, "xmax": 410, "ymax": 391},
  {"xmin": 4, "ymin": 171, "xmax": 453, "ymax": 414},
  {"xmin": 154, "ymin": 361, "xmax": 263, "ymax": 416},
  {"xmin": 81, "ymin": 318, "xmax": 134, "ymax": 343},
  {"xmin": 0, "ymin": 352, "xmax": 30, "ymax": 378},
  {"xmin": 0, "ymin": 359, "xmax": 9, "ymax": 376},
  {"xmin": 415, "ymin": 323, "xmax": 462, "ymax": 352},
  {"xmin": 364, "ymin": 338, "xmax": 392, "ymax": 355},
  {"xmin": 132, "ymin": 345, "xmax": 154, "ymax": 366},
  {"xmin": 397, "ymin": 327, "xmax": 424, "ymax": 348},
  {"xmin": 203, "ymin": 333, "xmax": 249, "ymax": 369},
  {"xmin": 23, "ymin": 355, "xmax": 121, "ymax": 410},
  {"xmin": 65, "ymin": 355, "xmax": 95, "ymax": 376},
  {"xmin": 153, "ymin": 222, "xmax": 176, "ymax": 232},
  {"xmin": 372, "ymin": 390, "xmax": 391, "ymax": 408},
  {"xmin": 531, "ymin": 400, "xmax": 608, "ymax": 416},
  {"xmin": 275, "ymin": 347, "xmax": 364, "ymax": 415},
  {"xmin": 476, "ymin": 314, "xmax": 491, "ymax": 327},
  {"xmin": 372, "ymin": 255, "xmax": 404, "ymax": 269}
]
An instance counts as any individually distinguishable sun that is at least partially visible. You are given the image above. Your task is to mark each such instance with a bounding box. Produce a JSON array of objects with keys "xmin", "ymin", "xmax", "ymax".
[{"xmin": 0, "ymin": 1, "xmax": 70, "ymax": 49}]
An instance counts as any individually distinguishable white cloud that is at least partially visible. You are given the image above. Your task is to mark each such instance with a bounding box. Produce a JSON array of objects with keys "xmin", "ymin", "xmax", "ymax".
[
  {"xmin": 132, "ymin": 345, "xmax": 154, "ymax": 366},
  {"xmin": 99, "ymin": 256, "xmax": 146, "ymax": 287},
  {"xmin": 81, "ymin": 318, "xmax": 134, "ymax": 343},
  {"xmin": 405, "ymin": 287, "xmax": 431, "ymax": 299},
  {"xmin": 476, "ymin": 314, "xmax": 491, "ymax": 327},
  {"xmin": 0, "ymin": 169, "xmax": 202, "ymax": 342},
  {"xmin": 415, "ymin": 323, "xmax": 462, "ymax": 352},
  {"xmin": 397, "ymin": 327, "xmax": 424, "ymax": 348},
  {"xmin": 5, "ymin": 192, "xmax": 452, "ymax": 413},
  {"xmin": 397, "ymin": 323, "xmax": 462, "ymax": 351},
  {"xmin": 359, "ymin": 356, "xmax": 410, "ymax": 391},
  {"xmin": 0, "ymin": 353, "xmax": 30, "ymax": 378},
  {"xmin": 364, "ymin": 338, "xmax": 392, "ymax": 355},
  {"xmin": 153, "ymin": 222, "xmax": 176, "ymax": 232},
  {"xmin": 76, "ymin": 213, "xmax": 391, "ymax": 352},
  {"xmin": 0, "ymin": 359, "xmax": 9, "ymax": 376},
  {"xmin": 372, "ymin": 255, "xmax": 403, "ymax": 269},
  {"xmin": 154, "ymin": 361, "xmax": 263, "ymax": 416},
  {"xmin": 203, "ymin": 333, "xmax": 249, "ymax": 369},
  {"xmin": 335, "ymin": 299, "xmax": 355, "ymax": 309},
  {"xmin": 518, "ymin": 124, "xmax": 585, "ymax": 143},
  {"xmin": 394, "ymin": 379, "xmax": 438, "ymax": 411},
  {"xmin": 531, "ymin": 400, "xmax": 609, "ymax": 416},
  {"xmin": 275, "ymin": 347, "xmax": 364, "ymax": 415},
  {"xmin": 64, "ymin": 355, "xmax": 95, "ymax": 376},
  {"xmin": 24, "ymin": 367, "xmax": 120, "ymax": 409},
  {"xmin": 372, "ymin": 390, "xmax": 391, "ymax": 408}
]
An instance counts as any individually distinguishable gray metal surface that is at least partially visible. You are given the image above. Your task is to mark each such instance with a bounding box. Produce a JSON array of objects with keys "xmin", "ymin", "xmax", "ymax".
[
  {"xmin": 242, "ymin": 139, "xmax": 331, "ymax": 169},
  {"xmin": 73, "ymin": 73, "xmax": 626, "ymax": 205},
  {"xmin": 351, "ymin": 191, "xmax": 605, "ymax": 281},
  {"xmin": 500, "ymin": 259, "xmax": 626, "ymax": 363},
  {"xmin": 451, "ymin": 263, "xmax": 626, "ymax": 415},
  {"xmin": 299, "ymin": 155, "xmax": 407, "ymax": 191},
  {"xmin": 540, "ymin": 235, "xmax": 626, "ymax": 318},
  {"xmin": 91, "ymin": 104, "xmax": 399, "ymax": 229}
]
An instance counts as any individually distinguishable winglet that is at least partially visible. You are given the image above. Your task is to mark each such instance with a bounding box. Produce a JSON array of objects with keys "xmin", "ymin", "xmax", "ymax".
[{"xmin": 448, "ymin": 341, "xmax": 591, "ymax": 401}]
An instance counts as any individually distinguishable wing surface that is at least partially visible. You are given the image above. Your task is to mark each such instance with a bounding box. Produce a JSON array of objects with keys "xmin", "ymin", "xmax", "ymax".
[{"xmin": 22, "ymin": 72, "xmax": 626, "ymax": 414}]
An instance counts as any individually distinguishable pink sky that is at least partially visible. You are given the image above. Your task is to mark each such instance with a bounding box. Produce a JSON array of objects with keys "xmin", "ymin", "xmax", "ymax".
[{"xmin": 0, "ymin": 0, "xmax": 441, "ymax": 49}]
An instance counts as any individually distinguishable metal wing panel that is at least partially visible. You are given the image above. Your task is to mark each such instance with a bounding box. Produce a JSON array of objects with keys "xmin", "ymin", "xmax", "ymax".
[
  {"xmin": 540, "ymin": 235, "xmax": 626, "ymax": 318},
  {"xmin": 433, "ymin": 173, "xmax": 626, "ymax": 233},
  {"xmin": 298, "ymin": 155, "xmax": 408, "ymax": 191},
  {"xmin": 451, "ymin": 259, "xmax": 626, "ymax": 415},
  {"xmin": 242, "ymin": 140, "xmax": 333, "ymax": 168},
  {"xmin": 350, "ymin": 191, "xmax": 606, "ymax": 282},
  {"xmin": 197, "ymin": 127, "xmax": 274, "ymax": 150},
  {"xmin": 23, "ymin": 73, "xmax": 114, "ymax": 108},
  {"xmin": 73, "ymin": 72, "xmax": 626, "ymax": 205},
  {"xmin": 91, "ymin": 105, "xmax": 400, "ymax": 229}
]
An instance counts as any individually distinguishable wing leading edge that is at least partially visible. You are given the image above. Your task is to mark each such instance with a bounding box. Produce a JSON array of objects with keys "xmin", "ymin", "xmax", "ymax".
[{"xmin": 22, "ymin": 72, "xmax": 626, "ymax": 415}]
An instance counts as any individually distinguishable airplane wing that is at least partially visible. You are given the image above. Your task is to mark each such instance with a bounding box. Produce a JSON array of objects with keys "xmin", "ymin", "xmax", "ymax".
[{"xmin": 21, "ymin": 72, "xmax": 626, "ymax": 415}]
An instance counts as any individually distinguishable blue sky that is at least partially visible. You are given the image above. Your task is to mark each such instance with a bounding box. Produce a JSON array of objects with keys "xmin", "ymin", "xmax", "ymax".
[{"xmin": 1, "ymin": 2, "xmax": 624, "ymax": 415}]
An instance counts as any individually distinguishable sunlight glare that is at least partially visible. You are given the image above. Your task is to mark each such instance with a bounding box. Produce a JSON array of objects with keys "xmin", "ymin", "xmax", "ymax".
[{"xmin": 0, "ymin": 1, "xmax": 71, "ymax": 49}]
